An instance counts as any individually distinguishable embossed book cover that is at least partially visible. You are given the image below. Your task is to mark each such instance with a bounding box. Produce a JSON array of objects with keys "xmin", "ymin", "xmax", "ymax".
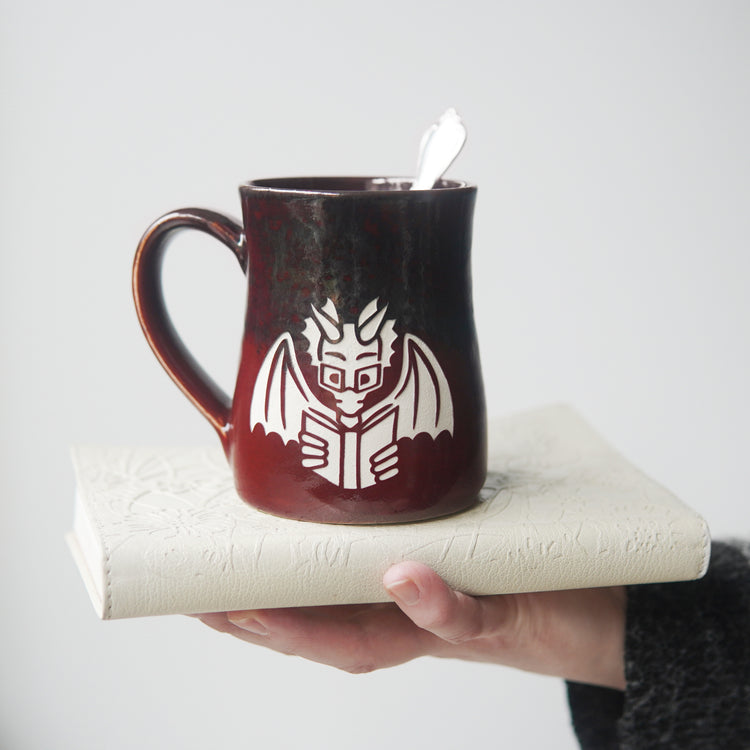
[{"xmin": 67, "ymin": 405, "xmax": 710, "ymax": 619}]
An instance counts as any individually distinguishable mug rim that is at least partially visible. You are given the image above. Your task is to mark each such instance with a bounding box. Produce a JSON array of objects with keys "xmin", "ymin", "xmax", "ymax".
[{"xmin": 243, "ymin": 176, "xmax": 475, "ymax": 195}]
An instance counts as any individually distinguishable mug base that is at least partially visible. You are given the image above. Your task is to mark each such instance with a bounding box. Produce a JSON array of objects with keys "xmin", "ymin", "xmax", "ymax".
[
  {"xmin": 237, "ymin": 491, "xmax": 480, "ymax": 525},
  {"xmin": 232, "ymin": 427, "xmax": 488, "ymax": 525}
]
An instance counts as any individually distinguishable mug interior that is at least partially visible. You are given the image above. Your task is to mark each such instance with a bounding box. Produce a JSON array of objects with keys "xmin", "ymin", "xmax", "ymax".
[{"xmin": 246, "ymin": 176, "xmax": 471, "ymax": 193}]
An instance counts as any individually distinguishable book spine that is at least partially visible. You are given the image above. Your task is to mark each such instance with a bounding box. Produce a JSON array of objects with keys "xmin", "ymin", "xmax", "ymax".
[{"xmin": 343, "ymin": 431, "xmax": 358, "ymax": 488}]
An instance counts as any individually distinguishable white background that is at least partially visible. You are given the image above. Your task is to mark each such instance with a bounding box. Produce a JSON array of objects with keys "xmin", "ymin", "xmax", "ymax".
[{"xmin": 2, "ymin": 2, "xmax": 748, "ymax": 748}]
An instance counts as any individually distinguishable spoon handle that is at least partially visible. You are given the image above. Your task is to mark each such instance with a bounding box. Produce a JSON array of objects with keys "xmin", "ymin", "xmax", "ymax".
[{"xmin": 412, "ymin": 108, "xmax": 467, "ymax": 190}]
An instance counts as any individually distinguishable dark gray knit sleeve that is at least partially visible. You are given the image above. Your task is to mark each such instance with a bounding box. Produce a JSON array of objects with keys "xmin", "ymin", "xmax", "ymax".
[{"xmin": 567, "ymin": 540, "xmax": 750, "ymax": 749}]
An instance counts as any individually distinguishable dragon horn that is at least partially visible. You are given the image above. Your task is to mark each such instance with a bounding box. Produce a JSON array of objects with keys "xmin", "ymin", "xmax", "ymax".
[
  {"xmin": 310, "ymin": 298, "xmax": 342, "ymax": 342},
  {"xmin": 358, "ymin": 298, "xmax": 388, "ymax": 343}
]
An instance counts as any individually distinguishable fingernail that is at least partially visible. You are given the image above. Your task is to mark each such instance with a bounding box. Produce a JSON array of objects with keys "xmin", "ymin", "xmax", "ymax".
[
  {"xmin": 385, "ymin": 578, "xmax": 421, "ymax": 606},
  {"xmin": 228, "ymin": 615, "xmax": 269, "ymax": 636}
]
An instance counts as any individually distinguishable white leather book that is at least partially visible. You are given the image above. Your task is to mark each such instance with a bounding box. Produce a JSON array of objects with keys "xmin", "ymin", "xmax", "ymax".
[{"xmin": 67, "ymin": 404, "xmax": 710, "ymax": 619}]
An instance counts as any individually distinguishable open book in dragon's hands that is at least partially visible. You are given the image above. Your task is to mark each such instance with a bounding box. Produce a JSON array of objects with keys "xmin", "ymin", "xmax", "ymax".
[{"xmin": 67, "ymin": 404, "xmax": 710, "ymax": 619}]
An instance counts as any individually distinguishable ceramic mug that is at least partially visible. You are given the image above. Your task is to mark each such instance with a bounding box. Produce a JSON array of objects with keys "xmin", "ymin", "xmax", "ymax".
[{"xmin": 133, "ymin": 177, "xmax": 486, "ymax": 523}]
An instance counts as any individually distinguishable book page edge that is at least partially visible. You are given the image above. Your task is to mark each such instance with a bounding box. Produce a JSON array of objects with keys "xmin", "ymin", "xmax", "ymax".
[{"xmin": 66, "ymin": 530, "xmax": 106, "ymax": 619}]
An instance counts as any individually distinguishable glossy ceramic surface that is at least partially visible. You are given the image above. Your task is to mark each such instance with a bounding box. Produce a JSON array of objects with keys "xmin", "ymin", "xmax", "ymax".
[{"xmin": 133, "ymin": 177, "xmax": 486, "ymax": 523}]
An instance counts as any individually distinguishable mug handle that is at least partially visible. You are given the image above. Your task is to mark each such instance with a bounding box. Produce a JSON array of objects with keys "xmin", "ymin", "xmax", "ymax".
[{"xmin": 132, "ymin": 208, "xmax": 247, "ymax": 452}]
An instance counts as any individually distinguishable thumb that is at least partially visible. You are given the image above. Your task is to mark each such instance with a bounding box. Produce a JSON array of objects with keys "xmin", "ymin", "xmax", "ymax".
[{"xmin": 383, "ymin": 561, "xmax": 514, "ymax": 646}]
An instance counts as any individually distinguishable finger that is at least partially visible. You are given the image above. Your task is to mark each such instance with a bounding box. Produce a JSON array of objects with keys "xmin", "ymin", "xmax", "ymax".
[
  {"xmin": 381, "ymin": 566, "xmax": 627, "ymax": 689},
  {"xmin": 376, "ymin": 467, "xmax": 398, "ymax": 481},
  {"xmin": 373, "ymin": 454, "xmax": 398, "ymax": 472},
  {"xmin": 383, "ymin": 562, "xmax": 514, "ymax": 648},
  {"xmin": 373, "ymin": 443, "xmax": 397, "ymax": 460},
  {"xmin": 300, "ymin": 432, "xmax": 326, "ymax": 448},
  {"xmin": 301, "ymin": 457, "xmax": 327, "ymax": 468},
  {"xmin": 224, "ymin": 603, "xmax": 427, "ymax": 673},
  {"xmin": 189, "ymin": 612, "xmax": 271, "ymax": 651},
  {"xmin": 301, "ymin": 444, "xmax": 326, "ymax": 457}
]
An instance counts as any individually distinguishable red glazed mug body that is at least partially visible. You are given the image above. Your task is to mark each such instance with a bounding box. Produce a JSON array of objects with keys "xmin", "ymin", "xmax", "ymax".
[{"xmin": 133, "ymin": 177, "xmax": 486, "ymax": 523}]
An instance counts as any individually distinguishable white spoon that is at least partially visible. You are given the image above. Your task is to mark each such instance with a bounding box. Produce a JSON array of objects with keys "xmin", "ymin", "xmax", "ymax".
[{"xmin": 411, "ymin": 108, "xmax": 467, "ymax": 190}]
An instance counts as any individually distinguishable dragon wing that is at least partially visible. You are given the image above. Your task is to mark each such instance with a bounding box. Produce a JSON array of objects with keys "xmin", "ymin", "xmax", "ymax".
[
  {"xmin": 374, "ymin": 333, "xmax": 454, "ymax": 440},
  {"xmin": 249, "ymin": 333, "xmax": 335, "ymax": 444}
]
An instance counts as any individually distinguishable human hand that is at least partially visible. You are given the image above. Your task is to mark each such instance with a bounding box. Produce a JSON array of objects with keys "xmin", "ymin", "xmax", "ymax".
[{"xmin": 194, "ymin": 562, "xmax": 626, "ymax": 690}]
